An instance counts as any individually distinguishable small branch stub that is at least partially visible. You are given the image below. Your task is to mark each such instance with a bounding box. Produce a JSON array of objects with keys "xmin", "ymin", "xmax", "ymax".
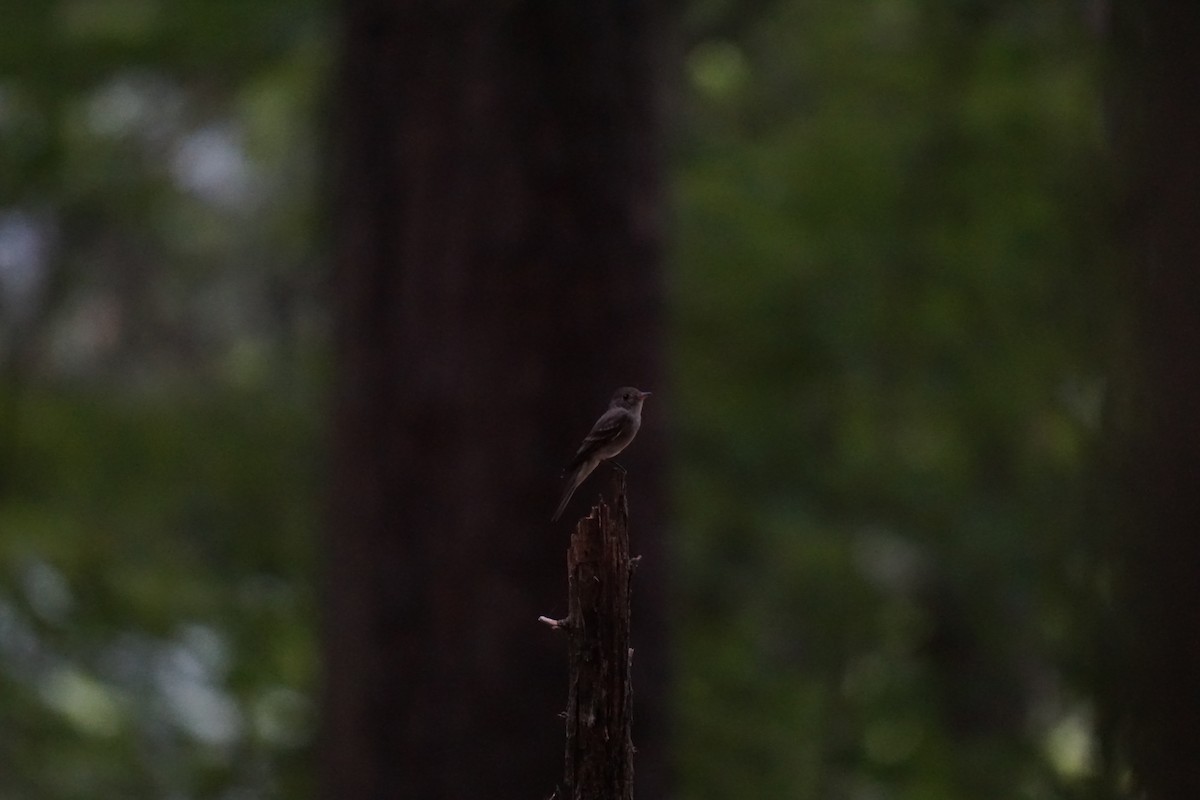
[{"xmin": 559, "ymin": 470, "xmax": 635, "ymax": 800}]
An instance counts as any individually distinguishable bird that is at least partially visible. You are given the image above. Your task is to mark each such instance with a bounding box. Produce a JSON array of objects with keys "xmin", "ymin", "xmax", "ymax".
[{"xmin": 552, "ymin": 386, "xmax": 651, "ymax": 522}]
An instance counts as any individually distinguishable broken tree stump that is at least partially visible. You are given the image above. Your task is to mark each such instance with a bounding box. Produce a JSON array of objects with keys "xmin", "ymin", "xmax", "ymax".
[{"xmin": 540, "ymin": 470, "xmax": 635, "ymax": 800}]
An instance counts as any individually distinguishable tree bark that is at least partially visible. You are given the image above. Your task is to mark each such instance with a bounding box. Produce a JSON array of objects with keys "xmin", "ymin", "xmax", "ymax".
[
  {"xmin": 546, "ymin": 471, "xmax": 635, "ymax": 800},
  {"xmin": 320, "ymin": 2, "xmax": 669, "ymax": 798},
  {"xmin": 1106, "ymin": 2, "xmax": 1200, "ymax": 796}
]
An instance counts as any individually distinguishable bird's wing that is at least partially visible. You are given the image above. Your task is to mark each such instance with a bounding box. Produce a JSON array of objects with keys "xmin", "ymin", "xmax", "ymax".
[{"xmin": 563, "ymin": 408, "xmax": 627, "ymax": 473}]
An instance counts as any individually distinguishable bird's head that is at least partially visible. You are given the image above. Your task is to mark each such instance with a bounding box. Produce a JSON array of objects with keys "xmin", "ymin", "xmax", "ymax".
[{"xmin": 612, "ymin": 386, "xmax": 651, "ymax": 410}]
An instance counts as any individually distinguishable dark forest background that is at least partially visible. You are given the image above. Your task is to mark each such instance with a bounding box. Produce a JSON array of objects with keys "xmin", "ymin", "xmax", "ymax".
[{"xmin": 2, "ymin": 1, "xmax": 1198, "ymax": 798}]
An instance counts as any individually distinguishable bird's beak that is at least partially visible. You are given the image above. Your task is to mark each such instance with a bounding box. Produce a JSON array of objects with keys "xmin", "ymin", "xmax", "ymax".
[{"xmin": 639, "ymin": 391, "xmax": 652, "ymax": 399}]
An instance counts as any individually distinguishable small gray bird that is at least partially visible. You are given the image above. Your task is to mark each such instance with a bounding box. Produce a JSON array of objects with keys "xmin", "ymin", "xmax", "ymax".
[{"xmin": 552, "ymin": 386, "xmax": 651, "ymax": 522}]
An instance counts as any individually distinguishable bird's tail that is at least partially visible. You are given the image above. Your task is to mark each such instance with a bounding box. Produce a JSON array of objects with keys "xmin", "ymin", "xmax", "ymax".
[{"xmin": 551, "ymin": 463, "xmax": 591, "ymax": 522}]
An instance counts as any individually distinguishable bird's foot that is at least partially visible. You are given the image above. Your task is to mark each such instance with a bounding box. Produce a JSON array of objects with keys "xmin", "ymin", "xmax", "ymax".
[{"xmin": 607, "ymin": 460, "xmax": 627, "ymax": 475}]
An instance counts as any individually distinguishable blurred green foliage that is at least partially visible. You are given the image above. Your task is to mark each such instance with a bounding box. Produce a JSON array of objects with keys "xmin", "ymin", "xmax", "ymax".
[
  {"xmin": 673, "ymin": 2, "xmax": 1111, "ymax": 799},
  {"xmin": 1, "ymin": 1, "xmax": 326, "ymax": 797},
  {"xmin": 1, "ymin": 0, "xmax": 1114, "ymax": 798},
  {"xmin": 1, "ymin": 388, "xmax": 316, "ymax": 798}
]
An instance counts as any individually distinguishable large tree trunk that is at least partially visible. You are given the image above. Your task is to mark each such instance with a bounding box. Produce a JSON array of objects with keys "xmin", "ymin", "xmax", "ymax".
[
  {"xmin": 320, "ymin": 2, "xmax": 669, "ymax": 798},
  {"xmin": 1107, "ymin": 1, "xmax": 1200, "ymax": 796}
]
